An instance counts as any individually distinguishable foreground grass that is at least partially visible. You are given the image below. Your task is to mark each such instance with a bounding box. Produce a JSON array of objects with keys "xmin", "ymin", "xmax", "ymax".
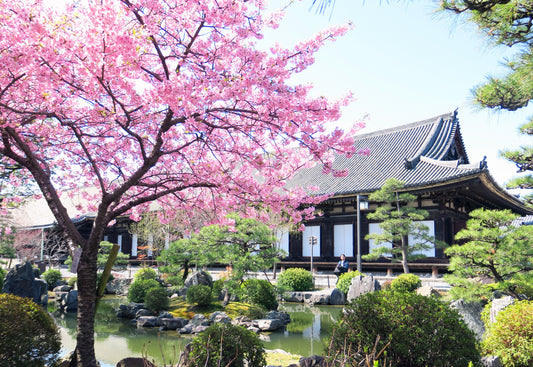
[{"xmin": 266, "ymin": 350, "xmax": 301, "ymax": 366}]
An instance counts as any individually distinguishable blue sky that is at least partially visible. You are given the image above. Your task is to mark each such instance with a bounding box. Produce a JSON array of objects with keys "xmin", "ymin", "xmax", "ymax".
[{"xmin": 263, "ymin": 0, "xmax": 533, "ymax": 192}]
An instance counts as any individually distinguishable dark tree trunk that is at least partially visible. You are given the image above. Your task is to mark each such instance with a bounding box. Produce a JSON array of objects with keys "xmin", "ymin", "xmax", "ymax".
[
  {"xmin": 401, "ymin": 235, "xmax": 410, "ymax": 274},
  {"xmin": 75, "ymin": 245, "xmax": 99, "ymax": 367}
]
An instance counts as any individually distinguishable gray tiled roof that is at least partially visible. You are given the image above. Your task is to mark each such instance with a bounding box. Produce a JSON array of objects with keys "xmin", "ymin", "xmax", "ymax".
[{"xmin": 290, "ymin": 111, "xmax": 485, "ymax": 196}]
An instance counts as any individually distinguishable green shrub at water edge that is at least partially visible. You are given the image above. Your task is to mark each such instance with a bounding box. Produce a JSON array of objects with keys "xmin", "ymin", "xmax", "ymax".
[
  {"xmin": 336, "ymin": 270, "xmax": 363, "ymax": 294},
  {"xmin": 390, "ymin": 273, "xmax": 422, "ymax": 293},
  {"xmin": 240, "ymin": 278, "xmax": 278, "ymax": 310},
  {"xmin": 145, "ymin": 286, "xmax": 170, "ymax": 311},
  {"xmin": 128, "ymin": 278, "xmax": 162, "ymax": 303},
  {"xmin": 0, "ymin": 293, "xmax": 61, "ymax": 367},
  {"xmin": 482, "ymin": 300, "xmax": 533, "ymax": 367},
  {"xmin": 134, "ymin": 267, "xmax": 158, "ymax": 281},
  {"xmin": 187, "ymin": 323, "xmax": 266, "ymax": 367},
  {"xmin": 277, "ymin": 268, "xmax": 313, "ymax": 291},
  {"xmin": 186, "ymin": 284, "xmax": 212, "ymax": 307},
  {"xmin": 0, "ymin": 267, "xmax": 6, "ymax": 290},
  {"xmin": 41, "ymin": 268, "xmax": 62, "ymax": 290},
  {"xmin": 67, "ymin": 276, "xmax": 77, "ymax": 288},
  {"xmin": 326, "ymin": 291, "xmax": 481, "ymax": 367}
]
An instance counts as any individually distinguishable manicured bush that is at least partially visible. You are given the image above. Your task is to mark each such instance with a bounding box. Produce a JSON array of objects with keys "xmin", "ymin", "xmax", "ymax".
[
  {"xmin": 144, "ymin": 286, "xmax": 170, "ymax": 312},
  {"xmin": 335, "ymin": 270, "xmax": 363, "ymax": 294},
  {"xmin": 134, "ymin": 267, "xmax": 158, "ymax": 281},
  {"xmin": 482, "ymin": 300, "xmax": 533, "ymax": 367},
  {"xmin": 41, "ymin": 268, "xmax": 62, "ymax": 290},
  {"xmin": 390, "ymin": 273, "xmax": 422, "ymax": 293},
  {"xmin": 240, "ymin": 278, "xmax": 278, "ymax": 310},
  {"xmin": 127, "ymin": 278, "xmax": 162, "ymax": 303},
  {"xmin": 212, "ymin": 278, "xmax": 225, "ymax": 298},
  {"xmin": 326, "ymin": 291, "xmax": 481, "ymax": 367},
  {"xmin": 0, "ymin": 267, "xmax": 6, "ymax": 290},
  {"xmin": 187, "ymin": 323, "xmax": 266, "ymax": 367},
  {"xmin": 67, "ymin": 276, "xmax": 77, "ymax": 288},
  {"xmin": 277, "ymin": 268, "xmax": 313, "ymax": 291},
  {"xmin": 0, "ymin": 293, "xmax": 61, "ymax": 366},
  {"xmin": 186, "ymin": 284, "xmax": 212, "ymax": 307}
]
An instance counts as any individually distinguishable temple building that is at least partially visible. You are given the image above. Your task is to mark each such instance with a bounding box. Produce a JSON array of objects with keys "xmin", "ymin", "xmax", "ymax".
[{"xmin": 277, "ymin": 110, "xmax": 532, "ymax": 273}]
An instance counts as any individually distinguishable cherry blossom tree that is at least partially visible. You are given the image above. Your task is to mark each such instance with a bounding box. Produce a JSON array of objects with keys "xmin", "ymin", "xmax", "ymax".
[{"xmin": 0, "ymin": 0, "xmax": 364, "ymax": 365}]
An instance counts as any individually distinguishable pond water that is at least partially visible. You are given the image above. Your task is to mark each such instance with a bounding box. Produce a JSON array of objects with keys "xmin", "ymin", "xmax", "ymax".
[{"xmin": 52, "ymin": 297, "xmax": 344, "ymax": 367}]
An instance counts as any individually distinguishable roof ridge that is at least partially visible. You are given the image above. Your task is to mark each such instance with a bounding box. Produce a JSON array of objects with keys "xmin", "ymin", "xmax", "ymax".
[{"xmin": 353, "ymin": 111, "xmax": 456, "ymax": 141}]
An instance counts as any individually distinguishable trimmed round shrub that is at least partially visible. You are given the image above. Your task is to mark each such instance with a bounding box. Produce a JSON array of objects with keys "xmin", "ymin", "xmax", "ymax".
[
  {"xmin": 240, "ymin": 279, "xmax": 278, "ymax": 310},
  {"xmin": 336, "ymin": 270, "xmax": 364, "ymax": 294},
  {"xmin": 326, "ymin": 291, "xmax": 481, "ymax": 367},
  {"xmin": 186, "ymin": 284, "xmax": 212, "ymax": 307},
  {"xmin": 41, "ymin": 268, "xmax": 62, "ymax": 290},
  {"xmin": 187, "ymin": 323, "xmax": 266, "ymax": 367},
  {"xmin": 128, "ymin": 278, "xmax": 162, "ymax": 303},
  {"xmin": 134, "ymin": 267, "xmax": 158, "ymax": 281},
  {"xmin": 145, "ymin": 286, "xmax": 170, "ymax": 312},
  {"xmin": 390, "ymin": 273, "xmax": 422, "ymax": 293},
  {"xmin": 0, "ymin": 293, "xmax": 61, "ymax": 366},
  {"xmin": 277, "ymin": 268, "xmax": 313, "ymax": 291},
  {"xmin": 482, "ymin": 300, "xmax": 533, "ymax": 367}
]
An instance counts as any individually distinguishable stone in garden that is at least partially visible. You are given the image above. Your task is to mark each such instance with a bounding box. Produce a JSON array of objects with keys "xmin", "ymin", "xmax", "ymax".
[
  {"xmin": 53, "ymin": 284, "xmax": 72, "ymax": 293},
  {"xmin": 256, "ymin": 318, "xmax": 284, "ymax": 331},
  {"xmin": 450, "ymin": 299, "xmax": 485, "ymax": 341},
  {"xmin": 189, "ymin": 313, "xmax": 209, "ymax": 326},
  {"xmin": 329, "ymin": 288, "xmax": 345, "ymax": 305},
  {"xmin": 135, "ymin": 308, "xmax": 155, "ymax": 318},
  {"xmin": 184, "ymin": 270, "xmax": 213, "ymax": 289},
  {"xmin": 58, "ymin": 290, "xmax": 78, "ymax": 311},
  {"xmin": 284, "ymin": 292, "xmax": 304, "ymax": 303},
  {"xmin": 157, "ymin": 311, "xmax": 173, "ymax": 319},
  {"xmin": 116, "ymin": 357, "xmax": 157, "ymax": 367},
  {"xmin": 481, "ymin": 356, "xmax": 502, "ymax": 367},
  {"xmin": 106, "ymin": 278, "xmax": 131, "ymax": 296},
  {"xmin": 137, "ymin": 316, "xmax": 161, "ymax": 328},
  {"xmin": 489, "ymin": 296, "xmax": 514, "ymax": 323},
  {"xmin": 304, "ymin": 290, "xmax": 330, "ymax": 305},
  {"xmin": 161, "ymin": 317, "xmax": 188, "ymax": 330},
  {"xmin": 209, "ymin": 311, "xmax": 231, "ymax": 324},
  {"xmin": 346, "ymin": 275, "xmax": 380, "ymax": 302},
  {"xmin": 266, "ymin": 310, "xmax": 291, "ymax": 324},
  {"xmin": 116, "ymin": 303, "xmax": 145, "ymax": 319},
  {"xmin": 2, "ymin": 261, "xmax": 49, "ymax": 306},
  {"xmin": 416, "ymin": 285, "xmax": 441, "ymax": 298},
  {"xmin": 299, "ymin": 355, "xmax": 327, "ymax": 367}
]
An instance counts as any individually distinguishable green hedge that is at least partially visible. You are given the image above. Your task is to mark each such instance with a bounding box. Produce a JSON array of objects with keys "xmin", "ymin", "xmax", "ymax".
[{"xmin": 277, "ymin": 268, "xmax": 313, "ymax": 291}]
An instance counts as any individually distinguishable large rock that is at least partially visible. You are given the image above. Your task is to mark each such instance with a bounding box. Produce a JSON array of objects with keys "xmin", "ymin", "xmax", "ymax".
[
  {"xmin": 160, "ymin": 317, "xmax": 188, "ymax": 330},
  {"xmin": 283, "ymin": 292, "xmax": 304, "ymax": 303},
  {"xmin": 116, "ymin": 303, "xmax": 145, "ymax": 319},
  {"xmin": 256, "ymin": 318, "xmax": 284, "ymax": 331},
  {"xmin": 489, "ymin": 296, "xmax": 514, "ymax": 323},
  {"xmin": 106, "ymin": 278, "xmax": 131, "ymax": 296},
  {"xmin": 137, "ymin": 316, "xmax": 161, "ymax": 328},
  {"xmin": 450, "ymin": 299, "xmax": 485, "ymax": 341},
  {"xmin": 184, "ymin": 271, "xmax": 213, "ymax": 289},
  {"xmin": 304, "ymin": 290, "xmax": 330, "ymax": 305},
  {"xmin": 2, "ymin": 262, "xmax": 49, "ymax": 306},
  {"xmin": 209, "ymin": 311, "xmax": 231, "ymax": 324},
  {"xmin": 329, "ymin": 288, "xmax": 346, "ymax": 305},
  {"xmin": 266, "ymin": 310, "xmax": 291, "ymax": 324},
  {"xmin": 116, "ymin": 357, "xmax": 157, "ymax": 367},
  {"xmin": 299, "ymin": 355, "xmax": 327, "ymax": 367},
  {"xmin": 58, "ymin": 290, "xmax": 78, "ymax": 312},
  {"xmin": 346, "ymin": 275, "xmax": 381, "ymax": 302},
  {"xmin": 481, "ymin": 356, "xmax": 502, "ymax": 367}
]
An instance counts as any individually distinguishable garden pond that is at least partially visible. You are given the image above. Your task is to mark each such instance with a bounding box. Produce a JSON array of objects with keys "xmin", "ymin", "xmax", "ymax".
[{"xmin": 51, "ymin": 296, "xmax": 344, "ymax": 367}]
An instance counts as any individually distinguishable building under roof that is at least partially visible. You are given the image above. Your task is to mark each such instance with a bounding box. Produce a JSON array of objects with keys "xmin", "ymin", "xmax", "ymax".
[{"xmin": 280, "ymin": 110, "xmax": 532, "ymax": 273}]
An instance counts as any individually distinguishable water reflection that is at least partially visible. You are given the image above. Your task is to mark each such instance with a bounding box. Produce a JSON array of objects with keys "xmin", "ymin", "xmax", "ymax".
[{"xmin": 52, "ymin": 298, "xmax": 343, "ymax": 366}]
